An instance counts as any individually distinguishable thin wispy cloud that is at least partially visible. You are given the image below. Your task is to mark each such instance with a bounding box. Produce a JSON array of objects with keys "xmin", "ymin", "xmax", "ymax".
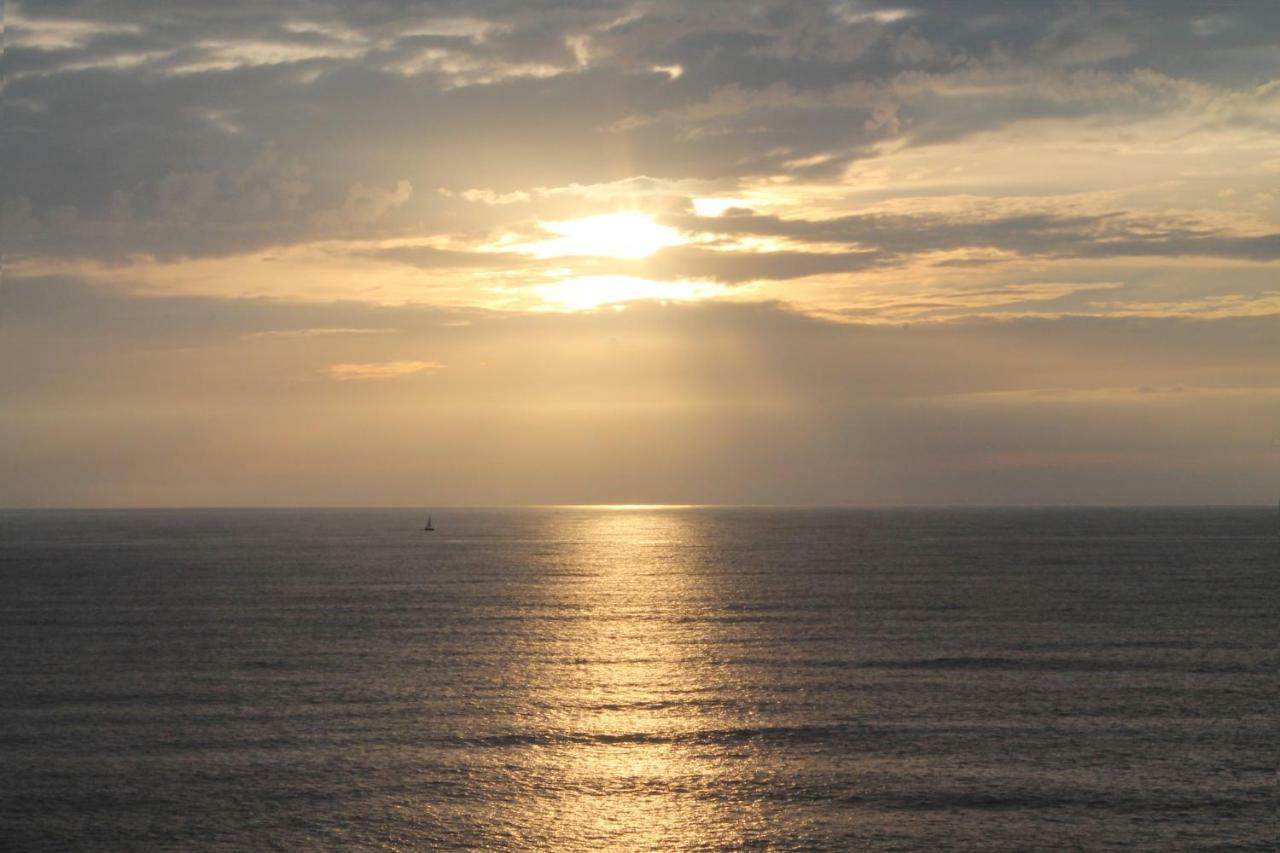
[
  {"xmin": 246, "ymin": 327, "xmax": 399, "ymax": 339},
  {"xmin": 325, "ymin": 360, "xmax": 443, "ymax": 381}
]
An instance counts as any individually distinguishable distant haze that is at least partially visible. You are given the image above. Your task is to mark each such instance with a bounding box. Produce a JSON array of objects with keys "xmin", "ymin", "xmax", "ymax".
[{"xmin": 2, "ymin": 1, "xmax": 1278, "ymax": 506}]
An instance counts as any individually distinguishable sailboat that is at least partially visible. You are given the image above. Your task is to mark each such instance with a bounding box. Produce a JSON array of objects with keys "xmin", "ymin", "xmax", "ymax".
[{"xmin": 423, "ymin": 513, "xmax": 435, "ymax": 532}]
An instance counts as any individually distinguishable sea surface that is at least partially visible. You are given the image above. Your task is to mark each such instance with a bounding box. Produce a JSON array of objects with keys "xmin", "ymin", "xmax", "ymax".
[{"xmin": 0, "ymin": 507, "xmax": 1274, "ymax": 851}]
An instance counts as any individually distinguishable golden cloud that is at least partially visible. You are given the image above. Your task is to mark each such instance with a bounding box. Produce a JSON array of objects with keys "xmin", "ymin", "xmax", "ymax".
[{"xmin": 325, "ymin": 360, "xmax": 443, "ymax": 381}]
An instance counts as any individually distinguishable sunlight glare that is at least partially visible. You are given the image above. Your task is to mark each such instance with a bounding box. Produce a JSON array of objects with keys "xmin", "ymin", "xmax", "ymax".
[
  {"xmin": 532, "ymin": 212, "xmax": 682, "ymax": 259},
  {"xmin": 692, "ymin": 197, "xmax": 749, "ymax": 217}
]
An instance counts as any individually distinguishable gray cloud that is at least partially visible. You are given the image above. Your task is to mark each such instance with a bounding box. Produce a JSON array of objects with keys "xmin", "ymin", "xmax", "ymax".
[
  {"xmin": 6, "ymin": 0, "xmax": 1277, "ymax": 262},
  {"xmin": 667, "ymin": 210, "xmax": 1280, "ymax": 265},
  {"xmin": 361, "ymin": 245, "xmax": 528, "ymax": 269}
]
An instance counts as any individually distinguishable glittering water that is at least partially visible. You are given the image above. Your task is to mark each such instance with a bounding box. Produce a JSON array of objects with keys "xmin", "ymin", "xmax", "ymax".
[{"xmin": 1, "ymin": 508, "xmax": 1273, "ymax": 850}]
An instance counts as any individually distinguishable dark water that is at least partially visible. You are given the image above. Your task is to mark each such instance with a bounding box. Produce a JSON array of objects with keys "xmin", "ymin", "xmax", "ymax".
[{"xmin": 1, "ymin": 507, "xmax": 1274, "ymax": 850}]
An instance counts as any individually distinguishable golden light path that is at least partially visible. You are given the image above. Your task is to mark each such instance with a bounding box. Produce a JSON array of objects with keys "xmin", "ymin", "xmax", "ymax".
[{"xmin": 511, "ymin": 509, "xmax": 765, "ymax": 847}]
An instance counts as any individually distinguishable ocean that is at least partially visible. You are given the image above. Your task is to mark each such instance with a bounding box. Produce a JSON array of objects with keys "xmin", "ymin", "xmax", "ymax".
[{"xmin": 1, "ymin": 507, "xmax": 1273, "ymax": 850}]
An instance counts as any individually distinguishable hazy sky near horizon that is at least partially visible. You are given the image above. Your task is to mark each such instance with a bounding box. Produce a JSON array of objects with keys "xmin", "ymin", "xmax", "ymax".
[{"xmin": 3, "ymin": 0, "xmax": 1278, "ymax": 506}]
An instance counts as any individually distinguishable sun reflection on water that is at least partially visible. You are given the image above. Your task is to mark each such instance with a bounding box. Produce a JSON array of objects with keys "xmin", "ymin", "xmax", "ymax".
[{"xmin": 516, "ymin": 508, "xmax": 759, "ymax": 847}]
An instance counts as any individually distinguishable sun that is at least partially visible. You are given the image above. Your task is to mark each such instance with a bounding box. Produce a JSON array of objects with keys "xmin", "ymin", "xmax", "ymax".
[{"xmin": 531, "ymin": 212, "xmax": 682, "ymax": 259}]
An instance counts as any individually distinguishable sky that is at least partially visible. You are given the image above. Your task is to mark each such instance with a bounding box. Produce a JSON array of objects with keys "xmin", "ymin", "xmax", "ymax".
[{"xmin": 2, "ymin": 0, "xmax": 1278, "ymax": 507}]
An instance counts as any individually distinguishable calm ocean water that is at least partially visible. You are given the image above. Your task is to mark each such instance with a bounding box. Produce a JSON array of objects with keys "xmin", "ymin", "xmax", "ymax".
[{"xmin": 1, "ymin": 507, "xmax": 1274, "ymax": 850}]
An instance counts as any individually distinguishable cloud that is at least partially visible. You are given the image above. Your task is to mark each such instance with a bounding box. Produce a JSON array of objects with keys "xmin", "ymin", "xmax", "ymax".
[
  {"xmin": 364, "ymin": 245, "xmax": 529, "ymax": 269},
  {"xmin": 325, "ymin": 359, "xmax": 442, "ymax": 380},
  {"xmin": 638, "ymin": 245, "xmax": 887, "ymax": 283},
  {"xmin": 1, "ymin": 1, "xmax": 1273, "ymax": 337},
  {"xmin": 312, "ymin": 179, "xmax": 414, "ymax": 232},
  {"xmin": 667, "ymin": 208, "xmax": 1280, "ymax": 264},
  {"xmin": 245, "ymin": 327, "xmax": 399, "ymax": 339}
]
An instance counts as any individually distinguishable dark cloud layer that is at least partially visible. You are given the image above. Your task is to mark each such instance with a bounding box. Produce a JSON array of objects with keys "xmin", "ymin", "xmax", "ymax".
[
  {"xmin": 667, "ymin": 210, "xmax": 1280, "ymax": 266},
  {"xmin": 5, "ymin": 1, "xmax": 1278, "ymax": 261}
]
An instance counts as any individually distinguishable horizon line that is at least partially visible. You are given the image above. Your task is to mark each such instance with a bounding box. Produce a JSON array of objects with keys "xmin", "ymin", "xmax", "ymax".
[{"xmin": 1, "ymin": 502, "xmax": 1275, "ymax": 512}]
